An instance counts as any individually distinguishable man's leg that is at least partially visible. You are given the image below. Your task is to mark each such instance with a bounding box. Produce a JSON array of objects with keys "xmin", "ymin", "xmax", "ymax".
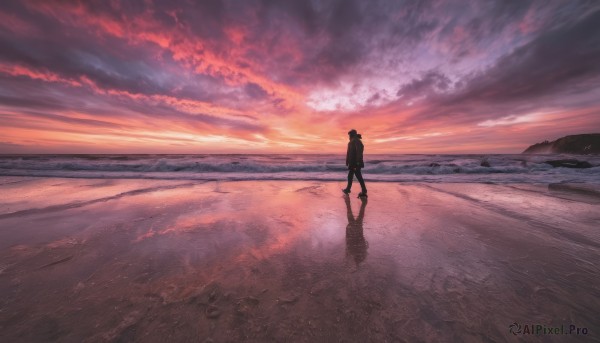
[
  {"xmin": 355, "ymin": 168, "xmax": 367, "ymax": 194},
  {"xmin": 346, "ymin": 169, "xmax": 355, "ymax": 191}
]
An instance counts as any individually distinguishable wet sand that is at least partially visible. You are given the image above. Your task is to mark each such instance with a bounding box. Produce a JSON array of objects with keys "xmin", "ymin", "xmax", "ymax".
[{"xmin": 0, "ymin": 177, "xmax": 599, "ymax": 342}]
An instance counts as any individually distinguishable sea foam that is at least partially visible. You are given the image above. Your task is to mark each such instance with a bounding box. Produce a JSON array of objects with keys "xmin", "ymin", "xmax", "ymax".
[{"xmin": 0, "ymin": 154, "xmax": 598, "ymax": 183}]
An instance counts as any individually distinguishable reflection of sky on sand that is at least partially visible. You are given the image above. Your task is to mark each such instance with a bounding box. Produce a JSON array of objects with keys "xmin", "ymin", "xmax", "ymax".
[
  {"xmin": 127, "ymin": 183, "xmax": 348, "ymax": 265},
  {"xmin": 0, "ymin": 177, "xmax": 199, "ymax": 216},
  {"xmin": 0, "ymin": 179, "xmax": 599, "ymax": 341}
]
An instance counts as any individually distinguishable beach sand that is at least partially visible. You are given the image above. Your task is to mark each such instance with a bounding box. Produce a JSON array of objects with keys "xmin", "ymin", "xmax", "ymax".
[{"xmin": 0, "ymin": 177, "xmax": 599, "ymax": 342}]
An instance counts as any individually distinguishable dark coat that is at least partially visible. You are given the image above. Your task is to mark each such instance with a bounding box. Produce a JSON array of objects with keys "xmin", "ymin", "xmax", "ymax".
[{"xmin": 346, "ymin": 137, "xmax": 365, "ymax": 169}]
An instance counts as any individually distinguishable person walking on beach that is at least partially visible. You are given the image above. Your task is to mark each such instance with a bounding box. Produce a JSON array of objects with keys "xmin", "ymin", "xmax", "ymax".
[{"xmin": 342, "ymin": 129, "xmax": 368, "ymax": 198}]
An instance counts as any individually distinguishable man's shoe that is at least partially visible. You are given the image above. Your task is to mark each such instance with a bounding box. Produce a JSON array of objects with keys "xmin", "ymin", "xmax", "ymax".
[
  {"xmin": 357, "ymin": 192, "xmax": 368, "ymax": 198},
  {"xmin": 342, "ymin": 188, "xmax": 351, "ymax": 194}
]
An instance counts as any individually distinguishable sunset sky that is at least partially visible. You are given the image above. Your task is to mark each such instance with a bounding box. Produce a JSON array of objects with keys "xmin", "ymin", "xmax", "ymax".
[{"xmin": 1, "ymin": 0, "xmax": 599, "ymax": 154}]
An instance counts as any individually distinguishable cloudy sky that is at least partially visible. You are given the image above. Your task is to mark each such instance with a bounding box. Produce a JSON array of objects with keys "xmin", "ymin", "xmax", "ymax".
[{"xmin": 1, "ymin": 0, "xmax": 599, "ymax": 153}]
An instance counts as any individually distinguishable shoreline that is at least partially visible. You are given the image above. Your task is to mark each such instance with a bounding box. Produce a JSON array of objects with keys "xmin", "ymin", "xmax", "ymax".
[{"xmin": 2, "ymin": 173, "xmax": 600, "ymax": 185}]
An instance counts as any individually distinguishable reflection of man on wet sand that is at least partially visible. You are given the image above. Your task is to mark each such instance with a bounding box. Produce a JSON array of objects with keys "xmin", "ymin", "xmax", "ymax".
[{"xmin": 344, "ymin": 196, "xmax": 368, "ymax": 266}]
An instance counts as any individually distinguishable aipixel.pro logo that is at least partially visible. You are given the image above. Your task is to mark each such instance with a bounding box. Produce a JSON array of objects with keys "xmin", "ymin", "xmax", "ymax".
[{"xmin": 509, "ymin": 322, "xmax": 589, "ymax": 336}]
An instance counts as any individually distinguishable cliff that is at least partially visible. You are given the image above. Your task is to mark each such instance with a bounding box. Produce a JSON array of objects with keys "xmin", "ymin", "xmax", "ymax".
[{"xmin": 523, "ymin": 134, "xmax": 600, "ymax": 154}]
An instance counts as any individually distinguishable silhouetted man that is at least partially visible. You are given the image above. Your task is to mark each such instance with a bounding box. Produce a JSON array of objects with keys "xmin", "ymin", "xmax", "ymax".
[{"xmin": 343, "ymin": 129, "xmax": 367, "ymax": 197}]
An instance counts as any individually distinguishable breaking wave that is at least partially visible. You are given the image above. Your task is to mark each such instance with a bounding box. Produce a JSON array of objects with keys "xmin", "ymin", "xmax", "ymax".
[{"xmin": 0, "ymin": 154, "xmax": 598, "ymax": 183}]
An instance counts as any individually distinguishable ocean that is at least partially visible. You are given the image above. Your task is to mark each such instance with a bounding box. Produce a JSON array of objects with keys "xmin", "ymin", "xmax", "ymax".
[{"xmin": 0, "ymin": 154, "xmax": 599, "ymax": 184}]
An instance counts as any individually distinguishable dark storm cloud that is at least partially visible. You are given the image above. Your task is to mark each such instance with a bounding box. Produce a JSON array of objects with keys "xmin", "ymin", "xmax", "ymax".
[
  {"xmin": 0, "ymin": 32, "xmax": 142, "ymax": 90},
  {"xmin": 4, "ymin": 0, "xmax": 598, "ymax": 93},
  {"xmin": 177, "ymin": 0, "xmax": 228, "ymax": 39},
  {"xmin": 258, "ymin": 0, "xmax": 320, "ymax": 35},
  {"xmin": 3, "ymin": 110, "xmax": 126, "ymax": 129},
  {"xmin": 396, "ymin": 71, "xmax": 451, "ymax": 99},
  {"xmin": 285, "ymin": 0, "xmax": 441, "ymax": 84},
  {"xmin": 0, "ymin": 75, "xmax": 118, "ymax": 116},
  {"xmin": 114, "ymin": 96, "xmax": 266, "ymax": 133},
  {"xmin": 0, "ymin": 74, "xmax": 266, "ymax": 134},
  {"xmin": 384, "ymin": 5, "xmax": 600, "ymax": 130},
  {"xmin": 0, "ymin": 30, "xmax": 220, "ymax": 100},
  {"xmin": 102, "ymin": 95, "xmax": 267, "ymax": 134},
  {"xmin": 0, "ymin": 93, "xmax": 69, "ymax": 111},
  {"xmin": 445, "ymin": 8, "xmax": 600, "ymax": 105},
  {"xmin": 366, "ymin": 92, "xmax": 381, "ymax": 105},
  {"xmin": 478, "ymin": 0, "xmax": 531, "ymax": 33},
  {"xmin": 244, "ymin": 82, "xmax": 269, "ymax": 99},
  {"xmin": 0, "ymin": 0, "xmax": 519, "ymax": 92},
  {"xmin": 0, "ymin": 1, "xmax": 248, "ymax": 107}
]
